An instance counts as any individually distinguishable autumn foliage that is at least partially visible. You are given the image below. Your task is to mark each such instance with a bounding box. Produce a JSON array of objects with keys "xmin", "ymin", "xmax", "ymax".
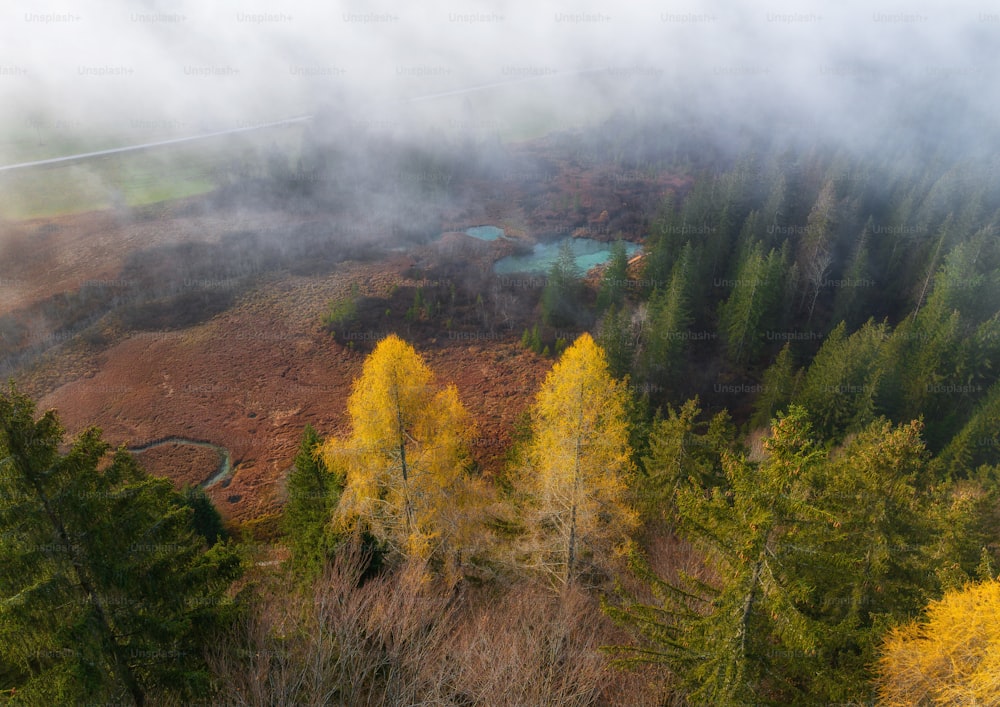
[
  {"xmin": 516, "ymin": 333, "xmax": 638, "ymax": 585},
  {"xmin": 877, "ymin": 578, "xmax": 1000, "ymax": 706},
  {"xmin": 322, "ymin": 334, "xmax": 478, "ymax": 564}
]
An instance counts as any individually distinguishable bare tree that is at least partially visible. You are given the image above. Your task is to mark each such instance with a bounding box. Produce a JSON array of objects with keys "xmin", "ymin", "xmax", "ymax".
[{"xmin": 805, "ymin": 246, "xmax": 834, "ymax": 323}]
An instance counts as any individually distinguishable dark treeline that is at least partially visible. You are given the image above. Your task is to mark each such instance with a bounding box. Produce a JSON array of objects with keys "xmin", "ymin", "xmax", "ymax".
[{"xmin": 588, "ymin": 142, "xmax": 1000, "ymax": 464}]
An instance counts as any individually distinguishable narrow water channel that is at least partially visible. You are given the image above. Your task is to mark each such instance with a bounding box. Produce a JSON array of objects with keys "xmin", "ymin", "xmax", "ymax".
[{"xmin": 128, "ymin": 436, "xmax": 233, "ymax": 488}]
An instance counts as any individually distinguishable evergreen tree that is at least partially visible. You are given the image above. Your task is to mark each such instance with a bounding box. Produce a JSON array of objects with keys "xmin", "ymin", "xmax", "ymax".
[
  {"xmin": 924, "ymin": 230, "xmax": 996, "ymax": 325},
  {"xmin": 607, "ymin": 409, "xmax": 950, "ymax": 703},
  {"xmin": 800, "ymin": 418, "xmax": 938, "ymax": 699},
  {"xmin": 640, "ymin": 398, "xmax": 734, "ymax": 517},
  {"xmin": 750, "ymin": 342, "xmax": 799, "ymax": 429},
  {"xmin": 830, "ymin": 218, "xmax": 874, "ymax": 329},
  {"xmin": 732, "ymin": 210, "xmax": 762, "ymax": 266},
  {"xmin": 901, "ymin": 308, "xmax": 965, "ymax": 444},
  {"xmin": 796, "ymin": 320, "xmax": 888, "ymax": 440},
  {"xmin": 607, "ymin": 407, "xmax": 829, "ymax": 704},
  {"xmin": 180, "ymin": 484, "xmax": 226, "ymax": 547},
  {"xmin": 642, "ymin": 193, "xmax": 680, "ymax": 288},
  {"xmin": 530, "ymin": 323, "xmax": 543, "ymax": 354},
  {"xmin": 541, "ymin": 241, "xmax": 583, "ymax": 327},
  {"xmin": 911, "ymin": 215, "xmax": 951, "ymax": 319},
  {"xmin": 797, "ymin": 180, "xmax": 838, "ymax": 314},
  {"xmin": 925, "ymin": 476, "xmax": 1000, "ymax": 592},
  {"xmin": 596, "ymin": 240, "xmax": 629, "ymax": 313},
  {"xmin": 936, "ymin": 381, "xmax": 1000, "ymax": 477},
  {"xmin": 759, "ymin": 172, "xmax": 787, "ymax": 249},
  {"xmin": 0, "ymin": 385, "xmax": 242, "ymax": 705},
  {"xmin": 596, "ymin": 304, "xmax": 635, "ymax": 380},
  {"xmin": 718, "ymin": 242, "xmax": 786, "ymax": 367},
  {"xmin": 888, "ymin": 233, "xmax": 1000, "ymax": 448},
  {"xmin": 282, "ymin": 425, "xmax": 342, "ymax": 579},
  {"xmin": 886, "ymin": 187, "xmax": 917, "ymax": 260},
  {"xmin": 800, "ymin": 180, "xmax": 837, "ymax": 267},
  {"xmin": 639, "ymin": 243, "xmax": 692, "ymax": 388}
]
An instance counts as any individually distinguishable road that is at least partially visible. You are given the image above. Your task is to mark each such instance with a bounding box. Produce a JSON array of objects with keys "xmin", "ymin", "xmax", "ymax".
[
  {"xmin": 0, "ymin": 115, "xmax": 313, "ymax": 173},
  {"xmin": 0, "ymin": 68, "xmax": 611, "ymax": 172}
]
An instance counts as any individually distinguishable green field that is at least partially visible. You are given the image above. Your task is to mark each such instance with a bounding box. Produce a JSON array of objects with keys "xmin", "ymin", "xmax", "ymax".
[
  {"xmin": 0, "ymin": 125, "xmax": 305, "ymax": 220},
  {"xmin": 0, "ymin": 79, "xmax": 604, "ymax": 221}
]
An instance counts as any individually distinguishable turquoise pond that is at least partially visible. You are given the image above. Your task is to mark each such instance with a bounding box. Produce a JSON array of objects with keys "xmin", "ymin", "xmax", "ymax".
[
  {"xmin": 464, "ymin": 225, "xmax": 506, "ymax": 241},
  {"xmin": 493, "ymin": 238, "xmax": 641, "ymax": 275}
]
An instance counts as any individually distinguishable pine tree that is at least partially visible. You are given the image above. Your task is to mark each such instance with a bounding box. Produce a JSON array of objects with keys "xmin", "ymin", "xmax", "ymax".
[
  {"xmin": 750, "ymin": 342, "xmax": 799, "ymax": 429},
  {"xmin": 937, "ymin": 381, "xmax": 1000, "ymax": 477},
  {"xmin": 796, "ymin": 320, "xmax": 888, "ymax": 440},
  {"xmin": 799, "ymin": 179, "xmax": 837, "ymax": 272},
  {"xmin": 911, "ymin": 215, "xmax": 951, "ymax": 319},
  {"xmin": 597, "ymin": 304, "xmax": 635, "ymax": 380},
  {"xmin": 886, "ymin": 188, "xmax": 917, "ymax": 259},
  {"xmin": 733, "ymin": 210, "xmax": 762, "ymax": 264},
  {"xmin": 760, "ymin": 172, "xmax": 787, "ymax": 249},
  {"xmin": 0, "ymin": 385, "xmax": 242, "ymax": 705},
  {"xmin": 607, "ymin": 408, "xmax": 955, "ymax": 703},
  {"xmin": 639, "ymin": 243, "xmax": 692, "ymax": 387},
  {"xmin": 322, "ymin": 335, "xmax": 476, "ymax": 563},
  {"xmin": 642, "ymin": 193, "xmax": 680, "ymax": 288},
  {"xmin": 640, "ymin": 397, "xmax": 734, "ymax": 516},
  {"xmin": 523, "ymin": 323, "xmax": 544, "ymax": 354},
  {"xmin": 180, "ymin": 484, "xmax": 226, "ymax": 546},
  {"xmin": 282, "ymin": 425, "xmax": 342, "ymax": 579},
  {"xmin": 801, "ymin": 418, "xmax": 938, "ymax": 700},
  {"xmin": 516, "ymin": 334, "xmax": 637, "ymax": 585},
  {"xmin": 607, "ymin": 406, "xmax": 829, "ymax": 704},
  {"xmin": 830, "ymin": 218, "xmax": 873, "ymax": 329},
  {"xmin": 885, "ymin": 232, "xmax": 1000, "ymax": 449},
  {"xmin": 718, "ymin": 242, "xmax": 786, "ymax": 367},
  {"xmin": 924, "ymin": 234, "xmax": 986, "ymax": 321},
  {"xmin": 797, "ymin": 180, "xmax": 838, "ymax": 314},
  {"xmin": 596, "ymin": 240, "xmax": 629, "ymax": 313},
  {"xmin": 541, "ymin": 241, "xmax": 583, "ymax": 327}
]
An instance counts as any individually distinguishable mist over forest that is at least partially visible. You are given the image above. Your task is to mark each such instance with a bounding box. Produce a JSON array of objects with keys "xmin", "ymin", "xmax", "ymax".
[{"xmin": 2, "ymin": 2, "xmax": 1000, "ymax": 705}]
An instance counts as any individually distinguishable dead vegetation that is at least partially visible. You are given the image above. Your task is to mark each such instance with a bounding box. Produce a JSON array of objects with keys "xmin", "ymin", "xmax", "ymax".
[{"xmin": 208, "ymin": 544, "xmax": 673, "ymax": 706}]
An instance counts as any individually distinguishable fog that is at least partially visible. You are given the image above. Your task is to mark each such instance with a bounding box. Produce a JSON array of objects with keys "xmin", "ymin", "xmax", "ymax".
[
  {"xmin": 2, "ymin": 0, "xmax": 998, "ymax": 162},
  {"xmin": 2, "ymin": 1, "xmax": 999, "ymax": 493}
]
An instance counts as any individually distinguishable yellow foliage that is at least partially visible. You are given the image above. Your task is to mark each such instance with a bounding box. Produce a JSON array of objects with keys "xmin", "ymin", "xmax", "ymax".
[
  {"xmin": 520, "ymin": 333, "xmax": 638, "ymax": 584},
  {"xmin": 322, "ymin": 335, "xmax": 476, "ymax": 563},
  {"xmin": 877, "ymin": 578, "xmax": 1000, "ymax": 705}
]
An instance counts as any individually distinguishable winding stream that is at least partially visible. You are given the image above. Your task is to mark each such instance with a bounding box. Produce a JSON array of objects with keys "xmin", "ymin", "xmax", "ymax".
[{"xmin": 128, "ymin": 436, "xmax": 233, "ymax": 488}]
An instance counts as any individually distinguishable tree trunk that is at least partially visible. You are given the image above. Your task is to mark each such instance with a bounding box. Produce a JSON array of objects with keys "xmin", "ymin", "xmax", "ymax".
[
  {"xmin": 738, "ymin": 555, "xmax": 764, "ymax": 662},
  {"xmin": 566, "ymin": 384, "xmax": 586, "ymax": 585},
  {"xmin": 566, "ymin": 502, "xmax": 577, "ymax": 585},
  {"xmin": 393, "ymin": 382, "xmax": 415, "ymax": 538},
  {"xmin": 912, "ymin": 228, "xmax": 947, "ymax": 321}
]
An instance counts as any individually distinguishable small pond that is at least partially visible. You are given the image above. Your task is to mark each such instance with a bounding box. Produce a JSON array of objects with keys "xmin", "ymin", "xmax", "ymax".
[
  {"xmin": 493, "ymin": 237, "xmax": 641, "ymax": 275},
  {"xmin": 464, "ymin": 225, "xmax": 506, "ymax": 241}
]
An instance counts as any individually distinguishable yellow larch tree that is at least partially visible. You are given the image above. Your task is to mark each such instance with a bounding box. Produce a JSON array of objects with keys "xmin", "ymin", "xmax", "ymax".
[
  {"xmin": 877, "ymin": 577, "xmax": 1000, "ymax": 705},
  {"xmin": 518, "ymin": 332, "xmax": 638, "ymax": 585},
  {"xmin": 323, "ymin": 334, "xmax": 476, "ymax": 563}
]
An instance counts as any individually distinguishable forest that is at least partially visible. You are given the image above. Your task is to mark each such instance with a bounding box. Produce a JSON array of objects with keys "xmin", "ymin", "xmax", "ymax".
[{"xmin": 3, "ymin": 138, "xmax": 1000, "ymax": 705}]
